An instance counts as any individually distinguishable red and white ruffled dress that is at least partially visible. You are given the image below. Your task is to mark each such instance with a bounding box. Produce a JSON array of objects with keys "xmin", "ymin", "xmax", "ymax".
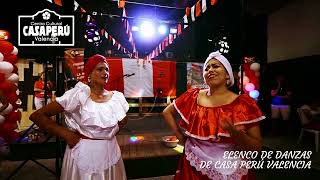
[{"xmin": 173, "ymin": 88, "xmax": 265, "ymax": 180}]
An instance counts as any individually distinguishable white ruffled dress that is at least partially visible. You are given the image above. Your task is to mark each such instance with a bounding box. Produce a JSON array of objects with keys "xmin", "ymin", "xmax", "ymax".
[{"xmin": 55, "ymin": 82, "xmax": 129, "ymax": 180}]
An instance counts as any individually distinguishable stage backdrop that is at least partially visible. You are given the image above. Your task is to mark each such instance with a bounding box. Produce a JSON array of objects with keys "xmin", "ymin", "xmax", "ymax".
[{"xmin": 64, "ymin": 49, "xmax": 176, "ymax": 98}]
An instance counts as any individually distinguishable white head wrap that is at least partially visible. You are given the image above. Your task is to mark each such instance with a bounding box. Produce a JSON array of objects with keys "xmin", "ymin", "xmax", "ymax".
[{"xmin": 203, "ymin": 51, "xmax": 234, "ymax": 87}]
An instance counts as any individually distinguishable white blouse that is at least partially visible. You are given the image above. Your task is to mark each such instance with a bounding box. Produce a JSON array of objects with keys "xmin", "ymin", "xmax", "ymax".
[
  {"xmin": 56, "ymin": 82, "xmax": 129, "ymax": 173},
  {"xmin": 56, "ymin": 82, "xmax": 129, "ymax": 139}
]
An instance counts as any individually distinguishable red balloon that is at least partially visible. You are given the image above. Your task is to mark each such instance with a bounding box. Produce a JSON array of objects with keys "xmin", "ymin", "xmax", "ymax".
[
  {"xmin": 0, "ymin": 127, "xmax": 19, "ymax": 143},
  {"xmin": 4, "ymin": 111, "xmax": 21, "ymax": 123},
  {"xmin": 4, "ymin": 54, "xmax": 18, "ymax": 64},
  {"xmin": 11, "ymin": 103, "xmax": 20, "ymax": 111},
  {"xmin": 0, "ymin": 73, "xmax": 5, "ymax": 82},
  {"xmin": 1, "ymin": 122, "xmax": 16, "ymax": 132},
  {"xmin": 0, "ymin": 81, "xmax": 15, "ymax": 93},
  {"xmin": 6, "ymin": 92, "xmax": 18, "ymax": 104},
  {"xmin": 6, "ymin": 131, "xmax": 20, "ymax": 143},
  {"xmin": 0, "ymin": 41, "xmax": 14, "ymax": 55},
  {"xmin": 12, "ymin": 64, "xmax": 18, "ymax": 74}
]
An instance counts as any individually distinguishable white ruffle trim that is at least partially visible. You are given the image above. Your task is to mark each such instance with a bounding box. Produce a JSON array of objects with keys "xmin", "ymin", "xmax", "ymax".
[
  {"xmin": 173, "ymin": 100, "xmax": 189, "ymax": 124},
  {"xmin": 57, "ymin": 82, "xmax": 129, "ymax": 129},
  {"xmin": 234, "ymin": 116, "xmax": 266, "ymax": 125},
  {"xmin": 174, "ymin": 99, "xmax": 265, "ymax": 128}
]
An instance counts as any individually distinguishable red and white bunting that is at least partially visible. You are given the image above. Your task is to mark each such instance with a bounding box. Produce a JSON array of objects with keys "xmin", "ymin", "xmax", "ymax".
[
  {"xmin": 74, "ymin": 1, "xmax": 79, "ymax": 11},
  {"xmin": 183, "ymin": 15, "xmax": 188, "ymax": 29},
  {"xmin": 53, "ymin": 0, "xmax": 62, "ymax": 6},
  {"xmin": 45, "ymin": 0, "xmax": 133, "ymax": 57},
  {"xmin": 145, "ymin": 0, "xmax": 219, "ymax": 60},
  {"xmin": 122, "ymin": 8, "xmax": 138, "ymax": 58},
  {"xmin": 118, "ymin": 0, "xmax": 125, "ymax": 8},
  {"xmin": 196, "ymin": 1, "xmax": 202, "ymax": 17},
  {"xmin": 211, "ymin": 0, "xmax": 218, "ymax": 6},
  {"xmin": 158, "ymin": 44, "xmax": 162, "ymax": 54},
  {"xmin": 191, "ymin": 5, "xmax": 196, "ymax": 22},
  {"xmin": 202, "ymin": 0, "xmax": 207, "ymax": 12},
  {"xmin": 168, "ymin": 34, "xmax": 174, "ymax": 44}
]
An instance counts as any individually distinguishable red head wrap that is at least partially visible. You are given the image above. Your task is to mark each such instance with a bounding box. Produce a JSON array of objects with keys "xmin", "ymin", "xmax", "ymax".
[{"xmin": 83, "ymin": 54, "xmax": 108, "ymax": 83}]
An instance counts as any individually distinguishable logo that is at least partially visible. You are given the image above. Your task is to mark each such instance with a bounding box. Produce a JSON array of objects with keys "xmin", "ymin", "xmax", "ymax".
[{"xmin": 18, "ymin": 9, "xmax": 74, "ymax": 46}]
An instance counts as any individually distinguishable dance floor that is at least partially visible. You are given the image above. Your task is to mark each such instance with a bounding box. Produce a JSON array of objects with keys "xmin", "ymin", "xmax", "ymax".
[
  {"xmin": 117, "ymin": 132, "xmax": 182, "ymax": 179},
  {"xmin": 2, "ymin": 131, "xmax": 182, "ymax": 179},
  {"xmin": 117, "ymin": 133, "xmax": 182, "ymax": 160}
]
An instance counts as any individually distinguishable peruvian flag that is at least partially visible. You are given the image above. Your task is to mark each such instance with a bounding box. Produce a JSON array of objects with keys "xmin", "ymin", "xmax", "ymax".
[{"xmin": 105, "ymin": 58, "xmax": 176, "ymax": 98}]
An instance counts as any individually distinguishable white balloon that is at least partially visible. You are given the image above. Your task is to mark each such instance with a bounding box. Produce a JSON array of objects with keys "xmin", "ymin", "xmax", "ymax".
[
  {"xmin": 6, "ymin": 73, "xmax": 19, "ymax": 83},
  {"xmin": 0, "ymin": 115, "xmax": 5, "ymax": 124},
  {"xmin": 0, "ymin": 103, "xmax": 13, "ymax": 115},
  {"xmin": 0, "ymin": 61, "xmax": 13, "ymax": 74},
  {"xmin": 11, "ymin": 46, "xmax": 18, "ymax": 55},
  {"xmin": 0, "ymin": 52, "xmax": 3, "ymax": 61},
  {"xmin": 16, "ymin": 89, "xmax": 20, "ymax": 95},
  {"xmin": 250, "ymin": 62, "xmax": 260, "ymax": 71}
]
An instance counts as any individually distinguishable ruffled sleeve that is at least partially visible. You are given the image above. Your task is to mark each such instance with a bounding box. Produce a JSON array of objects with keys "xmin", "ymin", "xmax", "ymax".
[
  {"xmin": 173, "ymin": 90, "xmax": 265, "ymax": 140},
  {"xmin": 173, "ymin": 88, "xmax": 200, "ymax": 124},
  {"xmin": 55, "ymin": 82, "xmax": 90, "ymax": 112},
  {"xmin": 231, "ymin": 94, "xmax": 266, "ymax": 125},
  {"xmin": 112, "ymin": 91, "xmax": 129, "ymax": 121}
]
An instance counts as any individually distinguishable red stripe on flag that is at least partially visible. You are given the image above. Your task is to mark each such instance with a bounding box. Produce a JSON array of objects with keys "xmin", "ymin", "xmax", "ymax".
[
  {"xmin": 152, "ymin": 61, "xmax": 176, "ymax": 97},
  {"xmin": 105, "ymin": 58, "xmax": 124, "ymax": 93}
]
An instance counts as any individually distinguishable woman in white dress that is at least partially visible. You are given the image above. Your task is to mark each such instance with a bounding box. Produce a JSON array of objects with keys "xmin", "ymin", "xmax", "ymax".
[{"xmin": 30, "ymin": 54, "xmax": 128, "ymax": 180}]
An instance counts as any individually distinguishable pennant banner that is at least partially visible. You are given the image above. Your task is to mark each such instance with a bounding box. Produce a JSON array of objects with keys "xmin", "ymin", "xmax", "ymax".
[
  {"xmin": 122, "ymin": 8, "xmax": 138, "ymax": 58},
  {"xmin": 145, "ymin": 0, "xmax": 219, "ymax": 60},
  {"xmin": 118, "ymin": 0, "xmax": 125, "ymax": 8},
  {"xmin": 46, "ymin": 0, "xmax": 134, "ymax": 57},
  {"xmin": 104, "ymin": 30, "xmax": 133, "ymax": 57}
]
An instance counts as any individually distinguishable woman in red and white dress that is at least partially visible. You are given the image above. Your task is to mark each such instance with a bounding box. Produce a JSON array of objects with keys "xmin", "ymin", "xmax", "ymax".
[
  {"xmin": 163, "ymin": 51, "xmax": 265, "ymax": 180},
  {"xmin": 30, "ymin": 54, "xmax": 128, "ymax": 180},
  {"xmin": 33, "ymin": 72, "xmax": 54, "ymax": 110}
]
